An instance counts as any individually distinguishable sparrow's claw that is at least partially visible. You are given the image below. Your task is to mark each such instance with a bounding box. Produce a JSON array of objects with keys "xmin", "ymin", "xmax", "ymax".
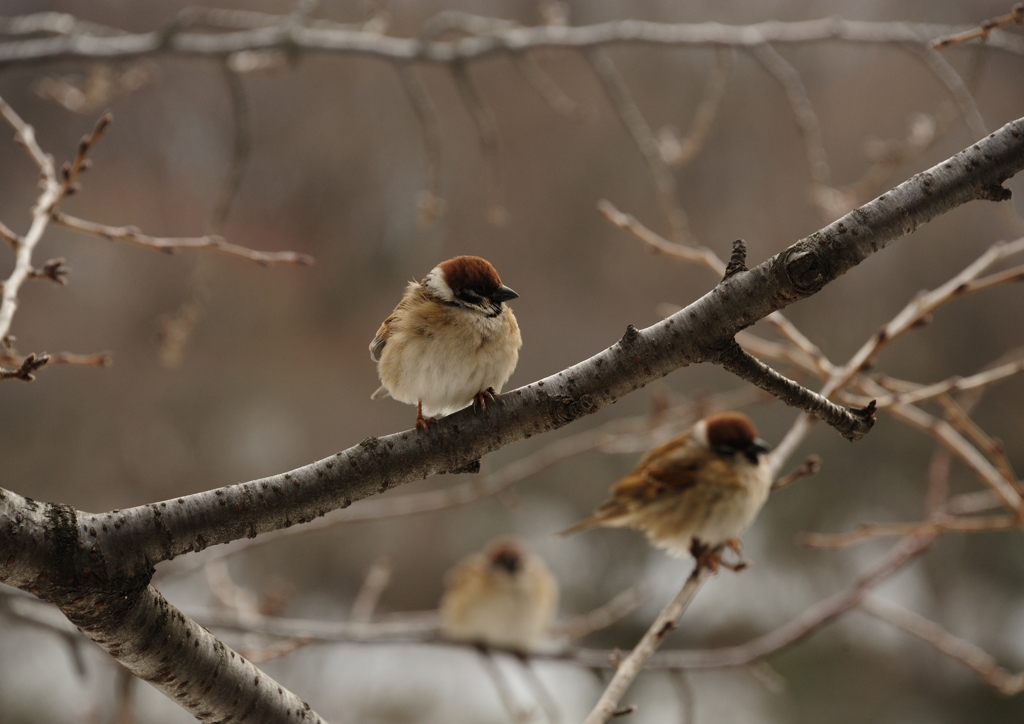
[
  {"xmin": 473, "ymin": 387, "xmax": 496, "ymax": 412},
  {"xmin": 690, "ymin": 538, "xmax": 748, "ymax": 573},
  {"xmin": 415, "ymin": 417, "xmax": 436, "ymax": 432},
  {"xmin": 690, "ymin": 538, "xmax": 721, "ymax": 573},
  {"xmin": 415, "ymin": 401, "xmax": 437, "ymax": 432},
  {"xmin": 720, "ymin": 558, "xmax": 749, "ymax": 573}
]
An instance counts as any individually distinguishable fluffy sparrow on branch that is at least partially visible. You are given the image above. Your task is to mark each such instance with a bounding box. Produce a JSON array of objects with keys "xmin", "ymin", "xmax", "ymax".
[
  {"xmin": 561, "ymin": 412, "xmax": 772, "ymax": 570},
  {"xmin": 370, "ymin": 256, "xmax": 521, "ymax": 431},
  {"xmin": 440, "ymin": 538, "xmax": 559, "ymax": 652}
]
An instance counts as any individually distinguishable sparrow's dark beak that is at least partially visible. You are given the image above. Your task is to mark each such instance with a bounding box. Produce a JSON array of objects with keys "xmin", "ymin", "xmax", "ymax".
[
  {"xmin": 491, "ymin": 285, "xmax": 519, "ymax": 303},
  {"xmin": 744, "ymin": 438, "xmax": 772, "ymax": 464}
]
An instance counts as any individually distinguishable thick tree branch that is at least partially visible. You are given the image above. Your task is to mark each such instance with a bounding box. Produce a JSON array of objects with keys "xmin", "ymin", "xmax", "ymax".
[
  {"xmin": 714, "ymin": 339, "xmax": 876, "ymax": 440},
  {"xmin": 71, "ymin": 584, "xmax": 325, "ymax": 722}
]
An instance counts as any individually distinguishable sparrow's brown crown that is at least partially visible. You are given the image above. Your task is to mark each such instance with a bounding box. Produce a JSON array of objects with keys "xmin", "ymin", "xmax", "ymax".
[
  {"xmin": 438, "ymin": 256, "xmax": 504, "ymax": 295},
  {"xmin": 705, "ymin": 412, "xmax": 771, "ymax": 464},
  {"xmin": 486, "ymin": 540, "xmax": 524, "ymax": 575},
  {"xmin": 704, "ymin": 412, "xmax": 759, "ymax": 449}
]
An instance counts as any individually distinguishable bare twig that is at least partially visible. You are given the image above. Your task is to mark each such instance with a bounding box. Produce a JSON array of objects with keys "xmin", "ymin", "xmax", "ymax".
[
  {"xmin": 513, "ymin": 51, "xmax": 586, "ymax": 121},
  {"xmin": 242, "ymin": 636, "xmax": 314, "ymax": 664},
  {"xmin": 821, "ymin": 107, "xmax": 959, "ymax": 218},
  {"xmin": 598, "ymin": 198, "xmax": 837, "ymax": 381},
  {"xmin": 0, "ymin": 352, "xmax": 49, "ymax": 382},
  {"xmin": 34, "ymin": 61, "xmax": 159, "ymax": 114},
  {"xmin": 772, "ymin": 454, "xmax": 821, "ymax": 491},
  {"xmin": 556, "ymin": 586, "xmax": 651, "ymax": 642},
  {"xmin": 771, "ymin": 236, "xmax": 1024, "ymax": 473},
  {"xmin": 599, "ymin": 533, "xmax": 939, "ymax": 671},
  {"xmin": 906, "ymin": 43, "xmax": 988, "ymax": 141},
  {"xmin": 28, "ymin": 256, "xmax": 69, "ymax": 284},
  {"xmin": 158, "ymin": 61, "xmax": 251, "ymax": 369},
  {"xmin": 0, "ymin": 12, "xmax": 125, "ymax": 38},
  {"xmin": 211, "ymin": 62, "xmax": 251, "ymax": 234},
  {"xmin": 53, "ymin": 110, "xmax": 111, "ymax": 207},
  {"xmin": 583, "ymin": 565, "xmax": 712, "ymax": 724},
  {"xmin": 750, "ymin": 44, "xmax": 831, "ymax": 194},
  {"xmin": 478, "ymin": 649, "xmax": 534, "ymax": 723},
  {"xmin": 912, "ymin": 41, "xmax": 1024, "ymax": 242},
  {"xmin": 882, "ymin": 398, "xmax": 1023, "ymax": 514},
  {"xmin": 870, "ymin": 358, "xmax": 1024, "ymax": 408},
  {"xmin": 587, "ymin": 49, "xmax": 691, "ymax": 244},
  {"xmin": 936, "ymin": 394, "xmax": 1019, "ymax": 485},
  {"xmin": 598, "ymin": 199, "xmax": 718, "ymax": 271},
  {"xmin": 659, "ymin": 48, "xmax": 731, "ymax": 168},
  {"xmin": 838, "ymin": 237, "xmax": 1024, "ymax": 403},
  {"xmin": 0, "ymin": 218, "xmax": 21, "ymax": 248},
  {"xmin": 931, "ymin": 3, "xmax": 1024, "ymax": 49},
  {"xmin": 189, "ymin": 605, "xmax": 440, "ymax": 642},
  {"xmin": 0, "ymin": 589, "xmax": 87, "ymax": 675},
  {"xmin": 800, "ymin": 514, "xmax": 1016, "ymax": 548},
  {"xmin": 861, "ymin": 595, "xmax": 1024, "ymax": 694},
  {"xmin": 0, "ymin": 94, "xmax": 61, "ymax": 343},
  {"xmin": 188, "ymin": 585, "xmax": 651, "ymax": 653},
  {"xmin": 517, "ymin": 658, "xmax": 563, "ymax": 724},
  {"xmin": 204, "ymin": 558, "xmax": 260, "ymax": 615},
  {"xmin": 0, "ymin": 349, "xmax": 110, "ymax": 368},
  {"xmin": 744, "ymin": 661, "xmax": 787, "ymax": 694},
  {"xmin": 112, "ymin": 664, "xmax": 136, "ymax": 724},
  {"xmin": 671, "ymin": 670, "xmax": 695, "ymax": 723},
  {"xmin": 52, "ymin": 212, "xmax": 313, "ymax": 265},
  {"xmin": 350, "ymin": 555, "xmax": 393, "ymax": 624},
  {"xmin": 397, "ymin": 65, "xmax": 445, "ymax": 224},
  {"xmin": 451, "ymin": 61, "xmax": 507, "ymax": 225}
]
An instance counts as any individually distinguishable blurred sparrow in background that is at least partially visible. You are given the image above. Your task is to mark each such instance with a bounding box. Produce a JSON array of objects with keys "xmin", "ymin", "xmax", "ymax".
[
  {"xmin": 370, "ymin": 256, "xmax": 521, "ymax": 431},
  {"xmin": 560, "ymin": 412, "xmax": 772, "ymax": 569},
  {"xmin": 440, "ymin": 538, "xmax": 559, "ymax": 652}
]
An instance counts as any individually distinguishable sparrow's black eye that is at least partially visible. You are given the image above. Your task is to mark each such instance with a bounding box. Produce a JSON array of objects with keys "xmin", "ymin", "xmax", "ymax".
[
  {"xmin": 455, "ymin": 286, "xmax": 499, "ymax": 307},
  {"xmin": 712, "ymin": 445, "xmax": 739, "ymax": 459},
  {"xmin": 713, "ymin": 438, "xmax": 770, "ymax": 464}
]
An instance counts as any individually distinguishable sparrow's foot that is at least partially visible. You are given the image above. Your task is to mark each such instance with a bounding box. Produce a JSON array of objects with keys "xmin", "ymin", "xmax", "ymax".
[
  {"xmin": 415, "ymin": 402, "xmax": 437, "ymax": 432},
  {"xmin": 690, "ymin": 538, "xmax": 721, "ymax": 573},
  {"xmin": 719, "ymin": 557, "xmax": 749, "ymax": 573},
  {"xmin": 473, "ymin": 387, "xmax": 496, "ymax": 412},
  {"xmin": 719, "ymin": 538, "xmax": 749, "ymax": 572}
]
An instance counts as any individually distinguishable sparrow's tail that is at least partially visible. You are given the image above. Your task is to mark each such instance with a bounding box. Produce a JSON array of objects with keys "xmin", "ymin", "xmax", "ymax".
[
  {"xmin": 558, "ymin": 516, "xmax": 602, "ymax": 537},
  {"xmin": 371, "ymin": 385, "xmax": 391, "ymax": 400}
]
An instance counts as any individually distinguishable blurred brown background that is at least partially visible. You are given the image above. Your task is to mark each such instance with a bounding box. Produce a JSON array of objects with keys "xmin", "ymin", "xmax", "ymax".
[{"xmin": 2, "ymin": 1, "xmax": 1024, "ymax": 722}]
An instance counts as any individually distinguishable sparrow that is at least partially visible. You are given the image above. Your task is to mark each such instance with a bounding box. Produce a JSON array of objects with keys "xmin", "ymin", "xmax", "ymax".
[
  {"xmin": 560, "ymin": 412, "xmax": 772, "ymax": 567},
  {"xmin": 370, "ymin": 256, "xmax": 522, "ymax": 431},
  {"xmin": 440, "ymin": 538, "xmax": 559, "ymax": 652}
]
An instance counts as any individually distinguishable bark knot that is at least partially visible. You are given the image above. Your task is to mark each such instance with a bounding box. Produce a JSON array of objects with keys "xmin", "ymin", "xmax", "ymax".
[{"xmin": 783, "ymin": 246, "xmax": 825, "ymax": 295}]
